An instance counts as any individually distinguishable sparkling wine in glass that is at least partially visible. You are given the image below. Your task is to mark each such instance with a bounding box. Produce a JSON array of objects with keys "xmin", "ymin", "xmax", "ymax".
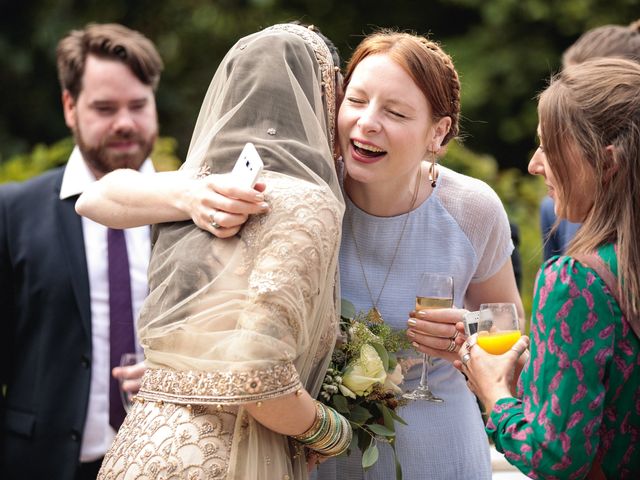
[
  {"xmin": 403, "ymin": 272, "xmax": 454, "ymax": 402},
  {"xmin": 477, "ymin": 303, "xmax": 521, "ymax": 354},
  {"xmin": 119, "ymin": 352, "xmax": 145, "ymax": 412}
]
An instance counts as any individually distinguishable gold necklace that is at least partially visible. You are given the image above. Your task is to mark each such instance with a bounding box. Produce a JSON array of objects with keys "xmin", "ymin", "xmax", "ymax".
[{"xmin": 348, "ymin": 165, "xmax": 423, "ymax": 323}]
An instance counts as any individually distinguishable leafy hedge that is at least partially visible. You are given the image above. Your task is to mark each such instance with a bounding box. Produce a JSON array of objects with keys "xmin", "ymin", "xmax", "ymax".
[{"xmin": 0, "ymin": 136, "xmax": 181, "ymax": 184}]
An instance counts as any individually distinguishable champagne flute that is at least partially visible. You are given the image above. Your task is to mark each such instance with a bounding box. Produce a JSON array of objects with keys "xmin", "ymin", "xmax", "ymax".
[
  {"xmin": 119, "ymin": 352, "xmax": 145, "ymax": 412},
  {"xmin": 403, "ymin": 272, "xmax": 454, "ymax": 402},
  {"xmin": 477, "ymin": 303, "xmax": 521, "ymax": 354}
]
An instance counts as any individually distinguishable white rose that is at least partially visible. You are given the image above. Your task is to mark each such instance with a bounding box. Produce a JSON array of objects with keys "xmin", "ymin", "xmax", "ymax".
[
  {"xmin": 383, "ymin": 363, "xmax": 404, "ymax": 394},
  {"xmin": 342, "ymin": 344, "xmax": 387, "ymax": 396},
  {"xmin": 338, "ymin": 384, "xmax": 357, "ymax": 399}
]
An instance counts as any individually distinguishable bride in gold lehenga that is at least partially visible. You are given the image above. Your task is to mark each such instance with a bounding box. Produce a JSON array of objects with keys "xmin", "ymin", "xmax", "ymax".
[{"xmin": 96, "ymin": 23, "xmax": 349, "ymax": 479}]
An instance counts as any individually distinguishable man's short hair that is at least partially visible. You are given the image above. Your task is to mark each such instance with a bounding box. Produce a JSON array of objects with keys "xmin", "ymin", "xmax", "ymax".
[{"xmin": 56, "ymin": 23, "xmax": 163, "ymax": 99}]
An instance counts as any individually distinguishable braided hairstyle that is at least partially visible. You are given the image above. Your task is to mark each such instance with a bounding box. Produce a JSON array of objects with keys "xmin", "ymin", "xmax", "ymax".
[{"xmin": 343, "ymin": 29, "xmax": 461, "ymax": 146}]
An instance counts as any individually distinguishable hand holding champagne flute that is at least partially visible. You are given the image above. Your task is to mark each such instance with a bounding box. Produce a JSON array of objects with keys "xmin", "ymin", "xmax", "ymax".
[{"xmin": 403, "ymin": 272, "xmax": 454, "ymax": 402}]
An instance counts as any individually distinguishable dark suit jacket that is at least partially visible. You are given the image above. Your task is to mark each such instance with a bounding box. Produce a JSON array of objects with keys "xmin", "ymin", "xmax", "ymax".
[{"xmin": 1, "ymin": 166, "xmax": 93, "ymax": 479}]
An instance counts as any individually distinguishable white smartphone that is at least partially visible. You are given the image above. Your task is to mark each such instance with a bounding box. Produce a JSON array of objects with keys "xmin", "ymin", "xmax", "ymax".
[
  {"xmin": 231, "ymin": 142, "xmax": 264, "ymax": 188},
  {"xmin": 462, "ymin": 310, "xmax": 492, "ymax": 336}
]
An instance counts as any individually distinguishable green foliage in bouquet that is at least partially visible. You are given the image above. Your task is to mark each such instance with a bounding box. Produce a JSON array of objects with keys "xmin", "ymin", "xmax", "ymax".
[{"xmin": 319, "ymin": 300, "xmax": 411, "ymax": 479}]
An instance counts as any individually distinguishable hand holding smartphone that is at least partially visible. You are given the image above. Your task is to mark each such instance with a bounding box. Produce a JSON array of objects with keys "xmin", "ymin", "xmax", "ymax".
[{"xmin": 231, "ymin": 142, "xmax": 264, "ymax": 188}]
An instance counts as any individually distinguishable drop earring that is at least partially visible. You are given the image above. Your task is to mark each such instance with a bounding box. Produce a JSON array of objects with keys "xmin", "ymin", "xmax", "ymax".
[{"xmin": 428, "ymin": 149, "xmax": 438, "ymax": 188}]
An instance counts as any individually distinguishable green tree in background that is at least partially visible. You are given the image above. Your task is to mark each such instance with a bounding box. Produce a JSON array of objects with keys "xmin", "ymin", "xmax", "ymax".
[
  {"xmin": 2, "ymin": 0, "xmax": 637, "ymax": 167},
  {"xmin": 2, "ymin": 0, "xmax": 637, "ymax": 317}
]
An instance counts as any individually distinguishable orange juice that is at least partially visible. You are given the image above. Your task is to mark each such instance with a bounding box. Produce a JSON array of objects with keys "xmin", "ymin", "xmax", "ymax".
[{"xmin": 477, "ymin": 330, "xmax": 521, "ymax": 355}]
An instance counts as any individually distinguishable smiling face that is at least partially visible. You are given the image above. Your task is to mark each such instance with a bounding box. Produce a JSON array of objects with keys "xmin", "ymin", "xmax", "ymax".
[
  {"xmin": 63, "ymin": 55, "xmax": 158, "ymax": 178},
  {"xmin": 528, "ymin": 125, "xmax": 596, "ymax": 223},
  {"xmin": 338, "ymin": 54, "xmax": 450, "ymax": 195}
]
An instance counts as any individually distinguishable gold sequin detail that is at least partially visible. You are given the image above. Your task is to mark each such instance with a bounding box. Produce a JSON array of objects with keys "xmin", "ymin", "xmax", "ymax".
[
  {"xmin": 138, "ymin": 363, "xmax": 302, "ymax": 405},
  {"xmin": 236, "ymin": 173, "xmax": 342, "ymax": 361},
  {"xmin": 98, "ymin": 401, "xmax": 236, "ymax": 479}
]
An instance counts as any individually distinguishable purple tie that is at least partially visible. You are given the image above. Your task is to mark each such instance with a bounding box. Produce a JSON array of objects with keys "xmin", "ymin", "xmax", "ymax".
[{"xmin": 108, "ymin": 228, "xmax": 135, "ymax": 431}]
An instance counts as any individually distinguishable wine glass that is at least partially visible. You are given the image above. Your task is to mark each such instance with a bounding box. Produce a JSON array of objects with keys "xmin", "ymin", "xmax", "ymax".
[
  {"xmin": 477, "ymin": 303, "xmax": 521, "ymax": 354},
  {"xmin": 119, "ymin": 352, "xmax": 145, "ymax": 412},
  {"xmin": 403, "ymin": 272, "xmax": 454, "ymax": 402}
]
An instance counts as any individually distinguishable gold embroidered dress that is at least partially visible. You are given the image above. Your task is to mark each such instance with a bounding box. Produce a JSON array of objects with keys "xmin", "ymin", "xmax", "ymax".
[{"xmin": 98, "ymin": 24, "xmax": 343, "ymax": 480}]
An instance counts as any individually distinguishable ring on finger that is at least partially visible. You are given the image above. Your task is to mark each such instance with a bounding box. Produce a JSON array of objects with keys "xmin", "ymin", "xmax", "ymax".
[
  {"xmin": 449, "ymin": 330, "xmax": 459, "ymax": 341},
  {"xmin": 446, "ymin": 338, "xmax": 457, "ymax": 352},
  {"xmin": 209, "ymin": 210, "xmax": 221, "ymax": 229},
  {"xmin": 461, "ymin": 352, "xmax": 471, "ymax": 365}
]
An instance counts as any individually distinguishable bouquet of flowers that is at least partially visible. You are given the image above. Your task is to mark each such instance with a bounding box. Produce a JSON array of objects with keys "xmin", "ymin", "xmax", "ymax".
[{"xmin": 319, "ymin": 300, "xmax": 410, "ymax": 478}]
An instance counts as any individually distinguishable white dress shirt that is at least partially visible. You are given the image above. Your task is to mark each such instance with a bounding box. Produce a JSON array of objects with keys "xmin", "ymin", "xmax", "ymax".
[{"xmin": 59, "ymin": 147, "xmax": 153, "ymax": 462}]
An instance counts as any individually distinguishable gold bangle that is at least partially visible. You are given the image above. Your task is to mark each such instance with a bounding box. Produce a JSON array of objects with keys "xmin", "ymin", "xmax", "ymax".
[
  {"xmin": 315, "ymin": 412, "xmax": 351, "ymax": 457},
  {"xmin": 290, "ymin": 401, "xmax": 353, "ymax": 458},
  {"xmin": 310, "ymin": 407, "xmax": 338, "ymax": 451},
  {"xmin": 292, "ymin": 401, "xmax": 324, "ymax": 442}
]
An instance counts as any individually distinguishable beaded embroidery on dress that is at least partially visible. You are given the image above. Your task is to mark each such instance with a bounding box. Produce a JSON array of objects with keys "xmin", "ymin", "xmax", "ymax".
[{"xmin": 98, "ymin": 24, "xmax": 344, "ymax": 480}]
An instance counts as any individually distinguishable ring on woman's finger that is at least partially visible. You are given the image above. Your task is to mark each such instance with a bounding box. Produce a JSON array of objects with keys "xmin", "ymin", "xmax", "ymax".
[
  {"xmin": 446, "ymin": 338, "xmax": 457, "ymax": 352},
  {"xmin": 461, "ymin": 352, "xmax": 471, "ymax": 365},
  {"xmin": 209, "ymin": 210, "xmax": 221, "ymax": 229},
  {"xmin": 449, "ymin": 330, "xmax": 459, "ymax": 341}
]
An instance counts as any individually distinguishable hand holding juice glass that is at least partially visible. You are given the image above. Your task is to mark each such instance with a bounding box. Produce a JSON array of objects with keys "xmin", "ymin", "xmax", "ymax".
[{"xmin": 476, "ymin": 303, "xmax": 521, "ymax": 355}]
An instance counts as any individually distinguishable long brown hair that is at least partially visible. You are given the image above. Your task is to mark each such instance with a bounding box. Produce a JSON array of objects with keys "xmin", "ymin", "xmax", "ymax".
[
  {"xmin": 343, "ymin": 29, "xmax": 461, "ymax": 146},
  {"xmin": 538, "ymin": 58, "xmax": 640, "ymax": 316}
]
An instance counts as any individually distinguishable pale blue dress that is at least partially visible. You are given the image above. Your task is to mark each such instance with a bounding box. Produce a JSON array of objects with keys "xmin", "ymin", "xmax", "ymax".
[{"xmin": 314, "ymin": 165, "xmax": 513, "ymax": 480}]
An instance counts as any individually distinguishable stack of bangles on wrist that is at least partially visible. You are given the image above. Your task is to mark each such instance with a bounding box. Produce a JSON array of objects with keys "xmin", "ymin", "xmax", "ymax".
[{"xmin": 291, "ymin": 401, "xmax": 352, "ymax": 457}]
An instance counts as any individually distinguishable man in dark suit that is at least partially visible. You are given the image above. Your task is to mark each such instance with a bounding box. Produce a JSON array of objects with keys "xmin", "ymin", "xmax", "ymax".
[{"xmin": 0, "ymin": 23, "xmax": 163, "ymax": 479}]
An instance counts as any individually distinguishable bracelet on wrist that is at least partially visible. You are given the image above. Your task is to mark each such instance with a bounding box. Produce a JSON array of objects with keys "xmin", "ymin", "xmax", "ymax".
[{"xmin": 291, "ymin": 401, "xmax": 352, "ymax": 457}]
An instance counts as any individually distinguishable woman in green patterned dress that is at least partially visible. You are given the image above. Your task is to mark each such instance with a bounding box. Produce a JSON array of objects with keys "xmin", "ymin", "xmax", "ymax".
[{"xmin": 457, "ymin": 58, "xmax": 640, "ymax": 479}]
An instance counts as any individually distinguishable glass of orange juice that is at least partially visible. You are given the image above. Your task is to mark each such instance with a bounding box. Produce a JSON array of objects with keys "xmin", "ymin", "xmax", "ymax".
[{"xmin": 477, "ymin": 303, "xmax": 521, "ymax": 355}]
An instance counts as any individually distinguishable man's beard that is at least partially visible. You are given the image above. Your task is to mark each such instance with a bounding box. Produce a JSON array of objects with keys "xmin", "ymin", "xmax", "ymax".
[{"xmin": 74, "ymin": 125, "xmax": 156, "ymax": 177}]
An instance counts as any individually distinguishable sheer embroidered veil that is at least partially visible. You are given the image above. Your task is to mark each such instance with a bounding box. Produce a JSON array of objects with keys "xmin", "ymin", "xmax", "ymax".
[{"xmin": 136, "ymin": 24, "xmax": 343, "ymax": 478}]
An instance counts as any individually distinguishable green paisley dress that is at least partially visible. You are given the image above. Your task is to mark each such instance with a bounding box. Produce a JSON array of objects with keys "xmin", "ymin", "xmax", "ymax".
[{"xmin": 487, "ymin": 244, "xmax": 640, "ymax": 479}]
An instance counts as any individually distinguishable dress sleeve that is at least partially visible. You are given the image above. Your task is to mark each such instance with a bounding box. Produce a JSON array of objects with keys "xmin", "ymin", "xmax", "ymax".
[
  {"xmin": 437, "ymin": 169, "xmax": 513, "ymax": 283},
  {"xmin": 486, "ymin": 256, "xmax": 615, "ymax": 478},
  {"xmin": 240, "ymin": 184, "xmax": 342, "ymax": 360},
  {"xmin": 465, "ymin": 181, "xmax": 513, "ymax": 283},
  {"xmin": 138, "ymin": 180, "xmax": 343, "ymax": 405}
]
